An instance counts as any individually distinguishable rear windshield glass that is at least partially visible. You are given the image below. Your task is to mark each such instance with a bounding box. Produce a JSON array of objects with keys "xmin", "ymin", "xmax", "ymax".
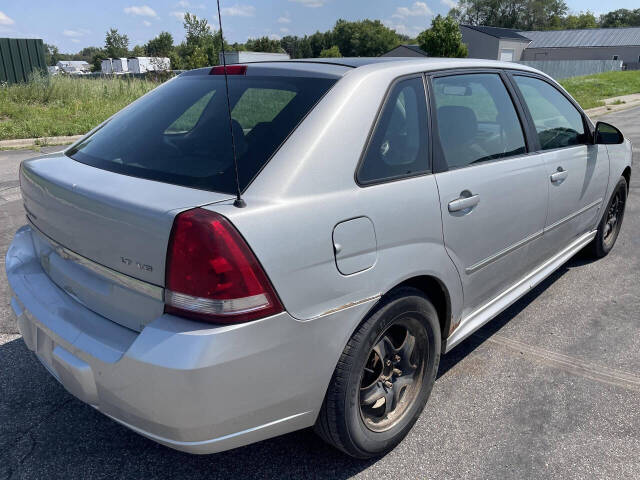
[{"xmin": 67, "ymin": 74, "xmax": 336, "ymax": 193}]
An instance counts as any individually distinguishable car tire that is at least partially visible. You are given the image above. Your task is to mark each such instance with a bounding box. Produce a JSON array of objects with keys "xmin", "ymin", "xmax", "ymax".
[
  {"xmin": 314, "ymin": 287, "xmax": 441, "ymax": 458},
  {"xmin": 589, "ymin": 176, "xmax": 628, "ymax": 259}
]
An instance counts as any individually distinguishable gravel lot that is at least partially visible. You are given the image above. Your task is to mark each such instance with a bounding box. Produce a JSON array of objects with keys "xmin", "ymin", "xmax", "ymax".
[{"xmin": 1, "ymin": 107, "xmax": 639, "ymax": 479}]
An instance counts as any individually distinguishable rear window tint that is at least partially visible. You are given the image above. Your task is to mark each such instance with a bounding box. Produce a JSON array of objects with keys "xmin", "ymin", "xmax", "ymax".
[{"xmin": 67, "ymin": 74, "xmax": 336, "ymax": 193}]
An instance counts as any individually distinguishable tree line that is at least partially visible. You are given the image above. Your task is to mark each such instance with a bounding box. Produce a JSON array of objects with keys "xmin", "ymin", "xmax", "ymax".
[
  {"xmin": 451, "ymin": 2, "xmax": 640, "ymax": 31},
  {"xmin": 44, "ymin": 6, "xmax": 640, "ymax": 71}
]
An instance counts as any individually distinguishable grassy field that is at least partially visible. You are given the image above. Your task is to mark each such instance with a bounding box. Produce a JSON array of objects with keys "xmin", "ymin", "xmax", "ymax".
[
  {"xmin": 0, "ymin": 74, "xmax": 157, "ymax": 141},
  {"xmin": 560, "ymin": 70, "xmax": 640, "ymax": 110},
  {"xmin": 1, "ymin": 70, "xmax": 640, "ymax": 141}
]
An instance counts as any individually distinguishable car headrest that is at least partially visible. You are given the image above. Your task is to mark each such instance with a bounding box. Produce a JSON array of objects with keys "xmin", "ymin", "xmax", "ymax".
[{"xmin": 437, "ymin": 105, "xmax": 478, "ymax": 147}]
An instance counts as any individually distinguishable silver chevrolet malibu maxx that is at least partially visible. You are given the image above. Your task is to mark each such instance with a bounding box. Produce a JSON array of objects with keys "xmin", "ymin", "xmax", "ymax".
[{"xmin": 6, "ymin": 58, "xmax": 632, "ymax": 458}]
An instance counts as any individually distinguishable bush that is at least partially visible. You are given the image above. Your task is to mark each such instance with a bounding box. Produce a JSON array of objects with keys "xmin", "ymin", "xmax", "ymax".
[{"xmin": 319, "ymin": 45, "xmax": 342, "ymax": 58}]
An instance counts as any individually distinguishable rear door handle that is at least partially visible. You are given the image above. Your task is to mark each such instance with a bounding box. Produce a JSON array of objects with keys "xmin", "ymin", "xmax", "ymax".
[
  {"xmin": 550, "ymin": 167, "xmax": 568, "ymax": 183},
  {"xmin": 448, "ymin": 192, "xmax": 480, "ymax": 212}
]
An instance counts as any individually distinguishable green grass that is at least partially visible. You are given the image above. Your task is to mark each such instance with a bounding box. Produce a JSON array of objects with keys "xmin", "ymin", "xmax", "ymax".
[
  {"xmin": 2, "ymin": 70, "xmax": 639, "ymax": 141},
  {"xmin": 560, "ymin": 70, "xmax": 640, "ymax": 110},
  {"xmin": 0, "ymin": 74, "xmax": 158, "ymax": 140}
]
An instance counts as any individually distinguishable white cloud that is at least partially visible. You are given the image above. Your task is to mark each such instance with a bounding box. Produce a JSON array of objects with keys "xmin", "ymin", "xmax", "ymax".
[
  {"xmin": 124, "ymin": 5, "xmax": 157, "ymax": 17},
  {"xmin": 71, "ymin": 39, "xmax": 80, "ymax": 43},
  {"xmin": 170, "ymin": 11, "xmax": 186, "ymax": 20},
  {"xmin": 176, "ymin": 0, "xmax": 205, "ymax": 8},
  {"xmin": 277, "ymin": 14, "xmax": 291, "ymax": 24},
  {"xmin": 63, "ymin": 29, "xmax": 90, "ymax": 37},
  {"xmin": 280, "ymin": 27, "xmax": 290, "ymax": 33},
  {"xmin": 383, "ymin": 20, "xmax": 423, "ymax": 37},
  {"xmin": 441, "ymin": 0, "xmax": 457, "ymax": 8},
  {"xmin": 221, "ymin": 4, "xmax": 256, "ymax": 17},
  {"xmin": 289, "ymin": 0, "xmax": 324, "ymax": 8},
  {"xmin": 0, "ymin": 11, "xmax": 15, "ymax": 25},
  {"xmin": 268, "ymin": 33, "xmax": 281, "ymax": 40},
  {"xmin": 392, "ymin": 2, "xmax": 432, "ymax": 19},
  {"xmin": 143, "ymin": 20, "xmax": 152, "ymax": 26}
]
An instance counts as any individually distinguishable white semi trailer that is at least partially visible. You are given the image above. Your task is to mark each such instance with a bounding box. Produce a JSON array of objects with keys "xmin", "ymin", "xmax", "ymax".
[
  {"xmin": 112, "ymin": 58, "xmax": 129, "ymax": 73},
  {"xmin": 127, "ymin": 57, "xmax": 170, "ymax": 73},
  {"xmin": 100, "ymin": 58, "xmax": 113, "ymax": 74}
]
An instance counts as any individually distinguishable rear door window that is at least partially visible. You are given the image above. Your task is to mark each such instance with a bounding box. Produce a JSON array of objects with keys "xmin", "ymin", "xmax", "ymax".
[
  {"xmin": 357, "ymin": 76, "xmax": 429, "ymax": 184},
  {"xmin": 432, "ymin": 73, "xmax": 526, "ymax": 170},
  {"xmin": 67, "ymin": 74, "xmax": 336, "ymax": 193}
]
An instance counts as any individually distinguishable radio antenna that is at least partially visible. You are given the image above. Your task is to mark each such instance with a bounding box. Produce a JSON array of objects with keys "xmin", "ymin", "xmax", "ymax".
[{"xmin": 216, "ymin": 0, "xmax": 245, "ymax": 208}]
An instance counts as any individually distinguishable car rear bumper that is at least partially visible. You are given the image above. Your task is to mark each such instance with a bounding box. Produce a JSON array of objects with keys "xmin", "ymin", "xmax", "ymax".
[{"xmin": 6, "ymin": 225, "xmax": 376, "ymax": 454}]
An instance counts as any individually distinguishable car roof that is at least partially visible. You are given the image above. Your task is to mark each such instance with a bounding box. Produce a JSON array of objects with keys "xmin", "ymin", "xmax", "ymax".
[{"xmin": 182, "ymin": 57, "xmax": 543, "ymax": 80}]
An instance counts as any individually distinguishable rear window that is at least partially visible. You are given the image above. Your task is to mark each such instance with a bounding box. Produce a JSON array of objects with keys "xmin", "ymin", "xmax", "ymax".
[{"xmin": 67, "ymin": 74, "xmax": 336, "ymax": 193}]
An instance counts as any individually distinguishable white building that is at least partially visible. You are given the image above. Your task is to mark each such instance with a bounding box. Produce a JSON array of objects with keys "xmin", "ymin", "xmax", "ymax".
[
  {"xmin": 56, "ymin": 60, "xmax": 91, "ymax": 74},
  {"xmin": 127, "ymin": 57, "xmax": 170, "ymax": 73},
  {"xmin": 219, "ymin": 51, "xmax": 290, "ymax": 64}
]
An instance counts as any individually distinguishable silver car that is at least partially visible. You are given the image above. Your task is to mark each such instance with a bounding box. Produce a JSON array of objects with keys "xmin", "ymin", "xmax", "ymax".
[{"xmin": 6, "ymin": 58, "xmax": 632, "ymax": 458}]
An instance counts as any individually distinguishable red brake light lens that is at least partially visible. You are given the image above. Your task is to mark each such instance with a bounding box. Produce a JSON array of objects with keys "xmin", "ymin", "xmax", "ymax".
[
  {"xmin": 164, "ymin": 208, "xmax": 283, "ymax": 324},
  {"xmin": 209, "ymin": 65, "xmax": 247, "ymax": 75}
]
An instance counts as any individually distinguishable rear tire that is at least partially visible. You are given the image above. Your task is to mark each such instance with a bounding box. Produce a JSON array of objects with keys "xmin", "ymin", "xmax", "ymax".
[
  {"xmin": 314, "ymin": 287, "xmax": 441, "ymax": 458},
  {"xmin": 589, "ymin": 176, "xmax": 627, "ymax": 258}
]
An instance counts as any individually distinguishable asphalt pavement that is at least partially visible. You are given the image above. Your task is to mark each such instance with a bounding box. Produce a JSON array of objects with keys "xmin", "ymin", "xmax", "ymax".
[{"xmin": 1, "ymin": 108, "xmax": 639, "ymax": 479}]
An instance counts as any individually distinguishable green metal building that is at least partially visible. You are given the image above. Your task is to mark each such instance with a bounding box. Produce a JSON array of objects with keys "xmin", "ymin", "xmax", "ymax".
[{"xmin": 0, "ymin": 38, "xmax": 47, "ymax": 84}]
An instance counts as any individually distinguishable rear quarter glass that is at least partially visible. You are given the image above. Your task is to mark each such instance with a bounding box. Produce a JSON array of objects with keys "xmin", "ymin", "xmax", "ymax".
[{"xmin": 66, "ymin": 74, "xmax": 336, "ymax": 194}]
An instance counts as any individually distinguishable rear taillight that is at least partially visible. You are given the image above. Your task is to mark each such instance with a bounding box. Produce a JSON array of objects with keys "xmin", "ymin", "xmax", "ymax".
[
  {"xmin": 164, "ymin": 208, "xmax": 283, "ymax": 324},
  {"xmin": 209, "ymin": 65, "xmax": 247, "ymax": 75}
]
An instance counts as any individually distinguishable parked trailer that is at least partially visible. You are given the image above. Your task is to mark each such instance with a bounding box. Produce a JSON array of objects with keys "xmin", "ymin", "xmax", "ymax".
[
  {"xmin": 112, "ymin": 58, "xmax": 129, "ymax": 73},
  {"xmin": 127, "ymin": 57, "xmax": 170, "ymax": 74},
  {"xmin": 101, "ymin": 58, "xmax": 113, "ymax": 74},
  {"xmin": 219, "ymin": 51, "xmax": 290, "ymax": 64}
]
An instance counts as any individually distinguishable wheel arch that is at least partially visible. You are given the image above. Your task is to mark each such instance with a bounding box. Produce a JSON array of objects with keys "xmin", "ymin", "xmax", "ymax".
[{"xmin": 383, "ymin": 275, "xmax": 452, "ymax": 351}]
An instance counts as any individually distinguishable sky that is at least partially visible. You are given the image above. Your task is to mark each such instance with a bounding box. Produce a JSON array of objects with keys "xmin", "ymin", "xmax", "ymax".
[{"xmin": 0, "ymin": 0, "xmax": 639, "ymax": 53}]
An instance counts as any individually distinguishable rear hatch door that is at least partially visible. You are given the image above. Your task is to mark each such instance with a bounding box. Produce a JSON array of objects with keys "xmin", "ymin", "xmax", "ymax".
[{"xmin": 21, "ymin": 153, "xmax": 233, "ymax": 331}]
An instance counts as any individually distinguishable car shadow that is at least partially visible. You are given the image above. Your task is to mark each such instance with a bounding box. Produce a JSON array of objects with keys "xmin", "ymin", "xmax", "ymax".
[
  {"xmin": 0, "ymin": 252, "xmax": 597, "ymax": 480},
  {"xmin": 0, "ymin": 337, "xmax": 377, "ymax": 480}
]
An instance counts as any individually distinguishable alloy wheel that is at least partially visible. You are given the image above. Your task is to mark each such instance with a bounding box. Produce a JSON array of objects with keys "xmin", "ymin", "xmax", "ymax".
[
  {"xmin": 603, "ymin": 188, "xmax": 625, "ymax": 246},
  {"xmin": 358, "ymin": 318, "xmax": 427, "ymax": 432}
]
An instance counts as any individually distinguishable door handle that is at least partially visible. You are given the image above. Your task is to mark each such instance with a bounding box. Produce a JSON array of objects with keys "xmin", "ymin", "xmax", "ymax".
[
  {"xmin": 448, "ymin": 192, "xmax": 480, "ymax": 212},
  {"xmin": 550, "ymin": 167, "xmax": 568, "ymax": 183}
]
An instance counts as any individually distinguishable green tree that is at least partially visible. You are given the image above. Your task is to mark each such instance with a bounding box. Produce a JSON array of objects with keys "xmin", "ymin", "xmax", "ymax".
[
  {"xmin": 309, "ymin": 31, "xmax": 331, "ymax": 57},
  {"xmin": 44, "ymin": 43, "xmax": 61, "ymax": 66},
  {"xmin": 245, "ymin": 36, "xmax": 282, "ymax": 53},
  {"xmin": 332, "ymin": 19, "xmax": 399, "ymax": 57},
  {"xmin": 105, "ymin": 28, "xmax": 129, "ymax": 58},
  {"xmin": 75, "ymin": 46, "xmax": 102, "ymax": 63},
  {"xmin": 146, "ymin": 32, "xmax": 174, "ymax": 57},
  {"xmin": 319, "ymin": 45, "xmax": 342, "ymax": 57},
  {"xmin": 560, "ymin": 11, "xmax": 597, "ymax": 29},
  {"xmin": 130, "ymin": 45, "xmax": 145, "ymax": 56},
  {"xmin": 417, "ymin": 15, "xmax": 468, "ymax": 58},
  {"xmin": 184, "ymin": 46, "xmax": 209, "ymax": 70},
  {"xmin": 91, "ymin": 50, "xmax": 107, "ymax": 72},
  {"xmin": 450, "ymin": 0, "xmax": 568, "ymax": 30},
  {"xmin": 280, "ymin": 35, "xmax": 299, "ymax": 57},
  {"xmin": 599, "ymin": 9, "xmax": 640, "ymax": 28},
  {"xmin": 177, "ymin": 12, "xmax": 225, "ymax": 69}
]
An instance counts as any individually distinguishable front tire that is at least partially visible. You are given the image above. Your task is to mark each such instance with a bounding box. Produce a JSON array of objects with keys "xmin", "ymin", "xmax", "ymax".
[
  {"xmin": 315, "ymin": 287, "xmax": 441, "ymax": 458},
  {"xmin": 589, "ymin": 176, "xmax": 627, "ymax": 258}
]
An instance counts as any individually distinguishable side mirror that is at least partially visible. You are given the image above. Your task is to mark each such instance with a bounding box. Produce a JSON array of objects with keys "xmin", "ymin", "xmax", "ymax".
[{"xmin": 595, "ymin": 121, "xmax": 624, "ymax": 145}]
